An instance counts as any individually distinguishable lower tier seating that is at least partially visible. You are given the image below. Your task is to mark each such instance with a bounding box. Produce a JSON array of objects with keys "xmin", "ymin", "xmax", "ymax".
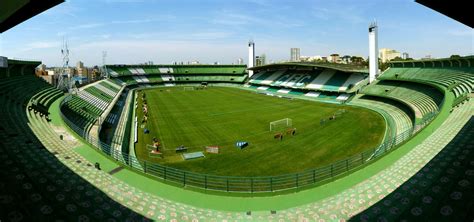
[
  {"xmin": 0, "ymin": 76, "xmax": 146, "ymax": 221},
  {"xmin": 1, "ymin": 73, "xmax": 472, "ymax": 221},
  {"xmin": 27, "ymin": 77, "xmax": 474, "ymax": 221},
  {"xmin": 350, "ymin": 95, "xmax": 414, "ymax": 145}
]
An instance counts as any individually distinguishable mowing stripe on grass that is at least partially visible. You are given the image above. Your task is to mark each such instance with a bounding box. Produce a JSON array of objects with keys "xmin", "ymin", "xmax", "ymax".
[{"xmin": 134, "ymin": 86, "xmax": 385, "ymax": 176}]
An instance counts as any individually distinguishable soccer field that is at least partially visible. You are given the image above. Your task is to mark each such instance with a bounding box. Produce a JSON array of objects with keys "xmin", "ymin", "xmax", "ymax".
[{"xmin": 135, "ymin": 86, "xmax": 385, "ymax": 176}]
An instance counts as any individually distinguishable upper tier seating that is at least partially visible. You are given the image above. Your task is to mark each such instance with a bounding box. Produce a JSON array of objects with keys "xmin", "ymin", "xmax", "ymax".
[
  {"xmin": 249, "ymin": 70, "xmax": 276, "ymax": 84},
  {"xmin": 173, "ymin": 75, "xmax": 247, "ymax": 82},
  {"xmin": 108, "ymin": 66, "xmax": 132, "ymax": 76},
  {"xmin": 101, "ymin": 79, "xmax": 121, "ymax": 92},
  {"xmin": 379, "ymin": 67, "xmax": 474, "ymax": 98},
  {"xmin": 173, "ymin": 66, "xmax": 246, "ymax": 74},
  {"xmin": 29, "ymin": 86, "xmax": 63, "ymax": 109},
  {"xmin": 116, "ymin": 74, "xmax": 246, "ymax": 84},
  {"xmin": 362, "ymin": 80, "xmax": 444, "ymax": 119},
  {"xmin": 339, "ymin": 73, "xmax": 366, "ymax": 91},
  {"xmin": 61, "ymin": 80, "xmax": 122, "ymax": 132},
  {"xmin": 131, "ymin": 75, "xmax": 150, "ymax": 83},
  {"xmin": 305, "ymin": 69, "xmax": 336, "ymax": 90},
  {"xmin": 294, "ymin": 71, "xmax": 321, "ymax": 87},
  {"xmin": 250, "ymin": 68, "xmax": 367, "ymax": 92},
  {"xmin": 108, "ymin": 65, "xmax": 247, "ymax": 76},
  {"xmin": 321, "ymin": 71, "xmax": 351, "ymax": 91}
]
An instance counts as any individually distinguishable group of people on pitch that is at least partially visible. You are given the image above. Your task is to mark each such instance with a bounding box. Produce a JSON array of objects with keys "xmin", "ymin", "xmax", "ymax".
[
  {"xmin": 274, "ymin": 128, "xmax": 296, "ymax": 141},
  {"xmin": 152, "ymin": 137, "xmax": 161, "ymax": 152},
  {"xmin": 141, "ymin": 94, "xmax": 149, "ymax": 124}
]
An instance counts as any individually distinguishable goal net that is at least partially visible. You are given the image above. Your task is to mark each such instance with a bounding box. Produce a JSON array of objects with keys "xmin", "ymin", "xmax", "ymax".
[
  {"xmin": 183, "ymin": 86, "xmax": 195, "ymax": 91},
  {"xmin": 269, "ymin": 118, "xmax": 292, "ymax": 131}
]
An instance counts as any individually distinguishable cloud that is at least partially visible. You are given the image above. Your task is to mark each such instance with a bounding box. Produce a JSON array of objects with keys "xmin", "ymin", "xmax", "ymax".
[
  {"xmin": 71, "ymin": 39, "xmax": 245, "ymax": 65},
  {"xmin": 100, "ymin": 34, "xmax": 111, "ymax": 39},
  {"xmin": 70, "ymin": 23, "xmax": 104, "ymax": 30},
  {"xmin": 211, "ymin": 11, "xmax": 304, "ymax": 28},
  {"xmin": 68, "ymin": 16, "xmax": 175, "ymax": 30},
  {"xmin": 448, "ymin": 29, "xmax": 473, "ymax": 37},
  {"xmin": 211, "ymin": 12, "xmax": 257, "ymax": 26},
  {"xmin": 243, "ymin": 0, "xmax": 271, "ymax": 6},
  {"xmin": 127, "ymin": 30, "xmax": 235, "ymax": 41},
  {"xmin": 102, "ymin": 0, "xmax": 145, "ymax": 3},
  {"xmin": 19, "ymin": 41, "xmax": 61, "ymax": 52},
  {"xmin": 112, "ymin": 16, "xmax": 176, "ymax": 24},
  {"xmin": 311, "ymin": 5, "xmax": 367, "ymax": 24},
  {"xmin": 189, "ymin": 31, "xmax": 235, "ymax": 40},
  {"xmin": 41, "ymin": 1, "xmax": 81, "ymax": 18}
]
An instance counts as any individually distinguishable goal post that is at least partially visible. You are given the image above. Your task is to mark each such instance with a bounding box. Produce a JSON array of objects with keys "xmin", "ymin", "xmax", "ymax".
[
  {"xmin": 183, "ymin": 86, "xmax": 195, "ymax": 91},
  {"xmin": 269, "ymin": 118, "xmax": 292, "ymax": 131}
]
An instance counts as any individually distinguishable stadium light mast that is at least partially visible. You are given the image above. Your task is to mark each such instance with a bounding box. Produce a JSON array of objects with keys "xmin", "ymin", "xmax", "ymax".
[
  {"xmin": 101, "ymin": 51, "xmax": 108, "ymax": 79},
  {"xmin": 368, "ymin": 22, "xmax": 379, "ymax": 83},
  {"xmin": 57, "ymin": 38, "xmax": 71, "ymax": 92},
  {"xmin": 248, "ymin": 40, "xmax": 255, "ymax": 77}
]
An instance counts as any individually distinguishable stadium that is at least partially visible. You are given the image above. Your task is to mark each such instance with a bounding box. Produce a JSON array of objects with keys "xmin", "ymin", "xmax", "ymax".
[{"xmin": 1, "ymin": 0, "xmax": 473, "ymax": 221}]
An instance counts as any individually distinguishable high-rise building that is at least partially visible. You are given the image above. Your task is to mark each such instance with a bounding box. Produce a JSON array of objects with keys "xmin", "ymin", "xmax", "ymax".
[
  {"xmin": 76, "ymin": 61, "xmax": 84, "ymax": 69},
  {"xmin": 379, "ymin": 48, "xmax": 401, "ymax": 63},
  {"xmin": 402, "ymin": 52, "xmax": 409, "ymax": 60},
  {"xmin": 256, "ymin": 54, "xmax": 266, "ymax": 66},
  {"xmin": 290, "ymin": 48, "xmax": 300, "ymax": 62},
  {"xmin": 0, "ymin": 56, "xmax": 7, "ymax": 68},
  {"xmin": 237, "ymin": 58, "xmax": 244, "ymax": 65},
  {"xmin": 76, "ymin": 61, "xmax": 87, "ymax": 77}
]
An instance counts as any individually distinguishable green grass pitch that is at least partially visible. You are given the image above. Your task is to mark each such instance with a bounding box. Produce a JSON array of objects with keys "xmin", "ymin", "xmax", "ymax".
[{"xmin": 134, "ymin": 86, "xmax": 385, "ymax": 176}]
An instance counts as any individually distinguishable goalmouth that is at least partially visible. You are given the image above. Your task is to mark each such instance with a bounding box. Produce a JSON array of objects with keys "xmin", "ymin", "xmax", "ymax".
[
  {"xmin": 270, "ymin": 118, "xmax": 292, "ymax": 131},
  {"xmin": 183, "ymin": 86, "xmax": 195, "ymax": 91}
]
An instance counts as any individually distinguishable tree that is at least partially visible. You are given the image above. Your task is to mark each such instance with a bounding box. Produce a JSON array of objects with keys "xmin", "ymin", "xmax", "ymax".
[
  {"xmin": 378, "ymin": 58, "xmax": 390, "ymax": 72},
  {"xmin": 350, "ymin": 56, "xmax": 365, "ymax": 65},
  {"xmin": 391, "ymin": 56, "xmax": 403, "ymax": 61},
  {"xmin": 450, "ymin": 55, "xmax": 461, "ymax": 59},
  {"xmin": 379, "ymin": 62, "xmax": 390, "ymax": 72}
]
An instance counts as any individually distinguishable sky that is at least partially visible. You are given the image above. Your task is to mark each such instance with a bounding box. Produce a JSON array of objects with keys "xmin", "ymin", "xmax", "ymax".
[{"xmin": 0, "ymin": 0, "xmax": 472, "ymax": 66}]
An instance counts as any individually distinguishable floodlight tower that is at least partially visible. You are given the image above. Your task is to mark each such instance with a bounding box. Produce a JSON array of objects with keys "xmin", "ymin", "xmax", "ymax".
[
  {"xmin": 248, "ymin": 40, "xmax": 255, "ymax": 77},
  {"xmin": 57, "ymin": 38, "xmax": 71, "ymax": 91},
  {"xmin": 368, "ymin": 22, "xmax": 379, "ymax": 83},
  {"xmin": 101, "ymin": 51, "xmax": 108, "ymax": 79}
]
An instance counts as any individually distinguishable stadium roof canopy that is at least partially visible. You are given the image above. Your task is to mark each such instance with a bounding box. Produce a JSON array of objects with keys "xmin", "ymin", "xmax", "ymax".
[
  {"xmin": 108, "ymin": 64, "xmax": 247, "ymax": 68},
  {"xmin": 389, "ymin": 56, "xmax": 474, "ymax": 68},
  {"xmin": 248, "ymin": 62, "xmax": 369, "ymax": 73},
  {"xmin": 415, "ymin": 0, "xmax": 473, "ymax": 28},
  {"xmin": 7, "ymin": 58, "xmax": 41, "ymax": 66},
  {"xmin": 0, "ymin": 0, "xmax": 64, "ymax": 33}
]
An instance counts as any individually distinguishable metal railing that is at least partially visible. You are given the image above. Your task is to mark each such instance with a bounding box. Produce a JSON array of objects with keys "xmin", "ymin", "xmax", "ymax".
[{"xmin": 59, "ymin": 94, "xmax": 441, "ymax": 193}]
